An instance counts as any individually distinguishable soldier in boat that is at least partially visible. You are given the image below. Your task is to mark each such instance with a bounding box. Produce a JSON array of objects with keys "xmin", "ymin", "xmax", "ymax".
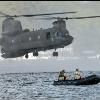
[
  {"xmin": 74, "ymin": 68, "xmax": 84, "ymax": 79},
  {"xmin": 58, "ymin": 70, "xmax": 69, "ymax": 81}
]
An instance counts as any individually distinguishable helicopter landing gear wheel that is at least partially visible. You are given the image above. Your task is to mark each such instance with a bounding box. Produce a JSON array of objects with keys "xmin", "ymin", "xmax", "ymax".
[
  {"xmin": 1, "ymin": 48, "xmax": 6, "ymax": 54},
  {"xmin": 33, "ymin": 51, "xmax": 39, "ymax": 57},
  {"xmin": 25, "ymin": 53, "xmax": 28, "ymax": 59},
  {"xmin": 53, "ymin": 52, "xmax": 58, "ymax": 57}
]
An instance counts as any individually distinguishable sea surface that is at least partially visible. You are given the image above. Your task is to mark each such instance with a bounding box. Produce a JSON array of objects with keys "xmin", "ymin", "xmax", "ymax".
[{"xmin": 0, "ymin": 71, "xmax": 100, "ymax": 100}]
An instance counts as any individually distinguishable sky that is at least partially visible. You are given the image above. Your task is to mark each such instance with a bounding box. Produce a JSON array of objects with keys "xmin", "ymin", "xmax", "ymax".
[{"xmin": 0, "ymin": 1, "xmax": 100, "ymax": 73}]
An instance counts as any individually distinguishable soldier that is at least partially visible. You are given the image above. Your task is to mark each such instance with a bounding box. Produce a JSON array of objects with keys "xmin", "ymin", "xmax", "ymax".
[
  {"xmin": 58, "ymin": 70, "xmax": 69, "ymax": 81},
  {"xmin": 74, "ymin": 68, "xmax": 82, "ymax": 79}
]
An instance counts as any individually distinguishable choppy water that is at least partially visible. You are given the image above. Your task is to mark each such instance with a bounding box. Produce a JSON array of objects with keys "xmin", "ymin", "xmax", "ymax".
[{"xmin": 0, "ymin": 71, "xmax": 100, "ymax": 100}]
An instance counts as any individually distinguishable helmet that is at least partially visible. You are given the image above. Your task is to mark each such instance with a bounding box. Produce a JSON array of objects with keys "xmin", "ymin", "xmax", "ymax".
[
  {"xmin": 76, "ymin": 68, "xmax": 79, "ymax": 71},
  {"xmin": 62, "ymin": 69, "xmax": 65, "ymax": 73}
]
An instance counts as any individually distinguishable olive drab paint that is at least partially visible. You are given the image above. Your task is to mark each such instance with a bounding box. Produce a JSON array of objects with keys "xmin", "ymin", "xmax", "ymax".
[{"xmin": 0, "ymin": 17, "xmax": 73, "ymax": 58}]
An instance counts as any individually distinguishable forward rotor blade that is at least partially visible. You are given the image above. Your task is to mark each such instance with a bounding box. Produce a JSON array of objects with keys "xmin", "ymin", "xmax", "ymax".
[
  {"xmin": 33, "ymin": 16, "xmax": 100, "ymax": 20},
  {"xmin": 33, "ymin": 17, "xmax": 57, "ymax": 20},
  {"xmin": 68, "ymin": 16, "xmax": 100, "ymax": 19}
]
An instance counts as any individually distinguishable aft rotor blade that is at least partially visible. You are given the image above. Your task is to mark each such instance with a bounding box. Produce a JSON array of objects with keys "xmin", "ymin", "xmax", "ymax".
[
  {"xmin": 0, "ymin": 11, "xmax": 77, "ymax": 18},
  {"xmin": 0, "ymin": 11, "xmax": 10, "ymax": 17},
  {"xmin": 15, "ymin": 12, "xmax": 77, "ymax": 17}
]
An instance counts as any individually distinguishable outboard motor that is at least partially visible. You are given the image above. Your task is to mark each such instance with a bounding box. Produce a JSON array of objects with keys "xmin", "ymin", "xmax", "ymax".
[{"xmin": 2, "ymin": 17, "xmax": 22, "ymax": 36}]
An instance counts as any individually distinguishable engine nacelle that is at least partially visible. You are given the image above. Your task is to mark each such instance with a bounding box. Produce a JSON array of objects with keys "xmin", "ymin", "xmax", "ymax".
[{"xmin": 2, "ymin": 17, "xmax": 22, "ymax": 36}]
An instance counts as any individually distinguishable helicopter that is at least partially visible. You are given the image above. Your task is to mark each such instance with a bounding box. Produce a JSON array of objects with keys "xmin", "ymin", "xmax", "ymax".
[{"xmin": 0, "ymin": 11, "xmax": 100, "ymax": 59}]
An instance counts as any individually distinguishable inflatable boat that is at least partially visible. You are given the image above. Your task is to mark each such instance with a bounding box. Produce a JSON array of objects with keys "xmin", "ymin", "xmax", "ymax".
[{"xmin": 53, "ymin": 75, "xmax": 100, "ymax": 85}]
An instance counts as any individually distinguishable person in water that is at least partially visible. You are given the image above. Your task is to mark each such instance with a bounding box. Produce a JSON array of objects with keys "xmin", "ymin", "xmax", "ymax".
[
  {"xmin": 74, "ymin": 68, "xmax": 83, "ymax": 79},
  {"xmin": 58, "ymin": 70, "xmax": 69, "ymax": 80}
]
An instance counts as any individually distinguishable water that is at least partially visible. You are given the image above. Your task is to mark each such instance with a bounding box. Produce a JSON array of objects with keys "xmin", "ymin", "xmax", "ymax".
[{"xmin": 0, "ymin": 71, "xmax": 100, "ymax": 100}]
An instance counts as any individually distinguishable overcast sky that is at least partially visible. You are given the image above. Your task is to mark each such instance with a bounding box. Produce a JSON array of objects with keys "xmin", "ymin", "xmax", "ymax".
[{"xmin": 0, "ymin": 1, "xmax": 100, "ymax": 73}]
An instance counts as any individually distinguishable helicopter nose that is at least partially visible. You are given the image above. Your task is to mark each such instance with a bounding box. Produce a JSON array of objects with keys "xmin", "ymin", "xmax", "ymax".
[{"xmin": 64, "ymin": 35, "xmax": 74, "ymax": 45}]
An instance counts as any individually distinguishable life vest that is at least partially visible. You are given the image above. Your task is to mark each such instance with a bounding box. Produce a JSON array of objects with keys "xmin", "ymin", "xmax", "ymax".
[
  {"xmin": 58, "ymin": 72, "xmax": 68, "ymax": 80},
  {"xmin": 75, "ymin": 71, "xmax": 81, "ymax": 79},
  {"xmin": 58, "ymin": 77, "xmax": 65, "ymax": 80}
]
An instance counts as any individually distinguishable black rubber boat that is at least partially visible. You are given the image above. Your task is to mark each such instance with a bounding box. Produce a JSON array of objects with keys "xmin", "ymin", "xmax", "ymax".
[{"xmin": 53, "ymin": 75, "xmax": 100, "ymax": 85}]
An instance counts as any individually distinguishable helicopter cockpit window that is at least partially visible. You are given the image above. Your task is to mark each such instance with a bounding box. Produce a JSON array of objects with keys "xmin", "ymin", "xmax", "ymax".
[
  {"xmin": 55, "ymin": 32, "xmax": 65, "ymax": 37},
  {"xmin": 56, "ymin": 32, "xmax": 58, "ymax": 36},
  {"xmin": 46, "ymin": 32, "xmax": 51, "ymax": 40},
  {"xmin": 38, "ymin": 35, "xmax": 40, "ymax": 40},
  {"xmin": 29, "ymin": 37, "xmax": 32, "ymax": 41},
  {"xmin": 12, "ymin": 39, "xmax": 15, "ymax": 43}
]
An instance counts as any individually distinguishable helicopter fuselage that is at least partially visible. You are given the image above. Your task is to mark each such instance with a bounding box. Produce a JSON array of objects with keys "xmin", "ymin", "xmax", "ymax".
[
  {"xmin": 0, "ymin": 18, "xmax": 73, "ymax": 58},
  {"xmin": 0, "ymin": 28, "xmax": 73, "ymax": 58},
  {"xmin": 1, "ymin": 11, "xmax": 100, "ymax": 58}
]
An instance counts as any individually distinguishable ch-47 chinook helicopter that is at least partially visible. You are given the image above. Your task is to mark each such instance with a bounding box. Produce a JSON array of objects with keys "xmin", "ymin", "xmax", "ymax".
[
  {"xmin": 0, "ymin": 11, "xmax": 75, "ymax": 59},
  {"xmin": 0, "ymin": 11, "xmax": 100, "ymax": 59}
]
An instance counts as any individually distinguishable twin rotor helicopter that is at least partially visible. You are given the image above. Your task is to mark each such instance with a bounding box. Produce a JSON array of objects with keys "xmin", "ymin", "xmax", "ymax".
[{"xmin": 0, "ymin": 11, "xmax": 100, "ymax": 59}]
